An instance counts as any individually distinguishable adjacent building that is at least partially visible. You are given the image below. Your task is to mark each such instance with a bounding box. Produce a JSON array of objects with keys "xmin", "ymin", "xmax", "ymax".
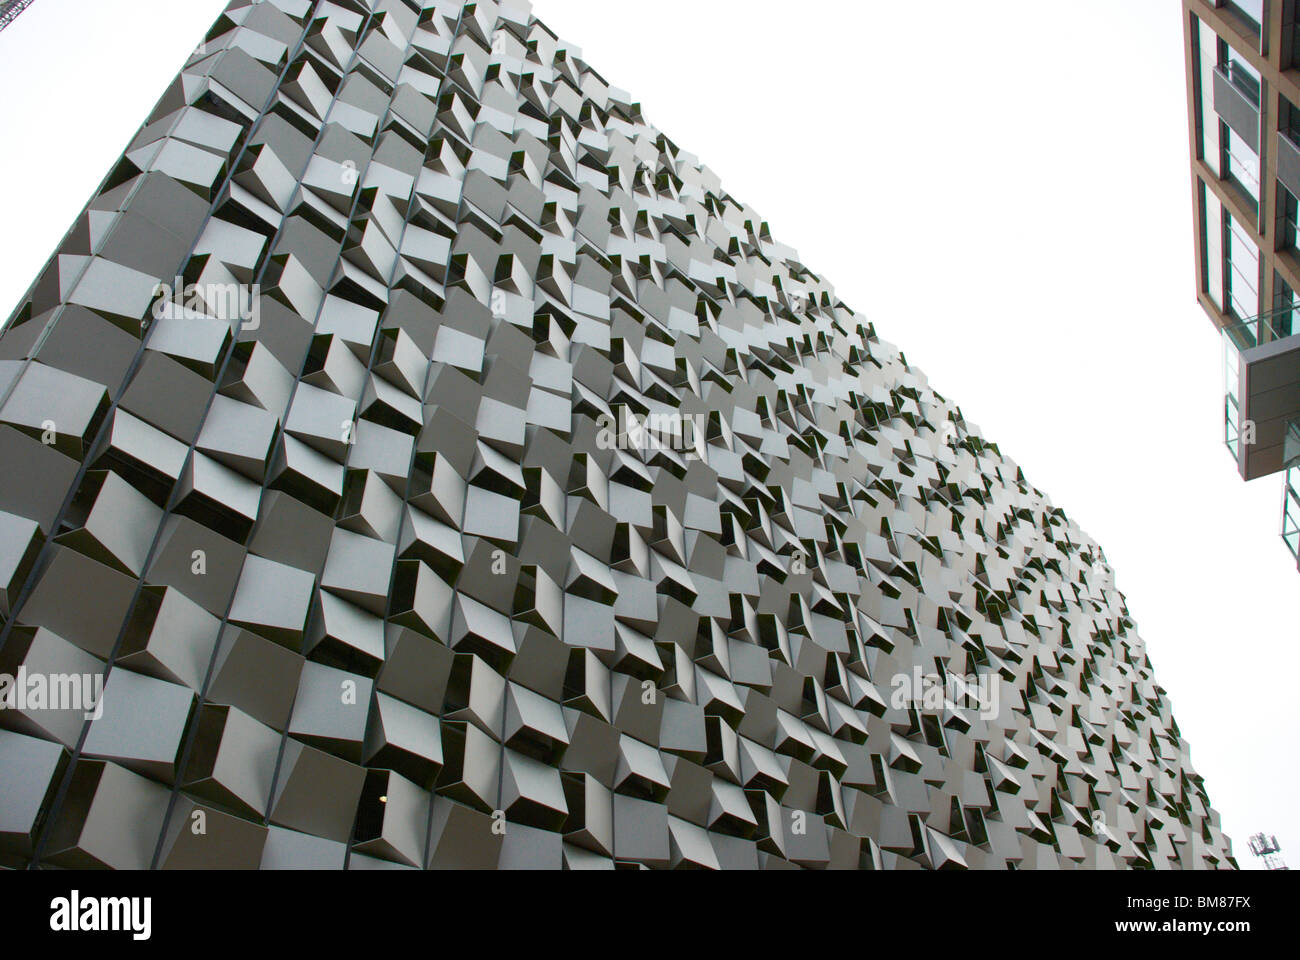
[
  {"xmin": 0, "ymin": 0, "xmax": 1234, "ymax": 869},
  {"xmin": 1183, "ymin": 0, "xmax": 1300, "ymax": 567}
]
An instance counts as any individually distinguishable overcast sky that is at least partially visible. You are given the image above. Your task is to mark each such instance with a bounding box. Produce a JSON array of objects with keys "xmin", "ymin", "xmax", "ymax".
[{"xmin": 0, "ymin": 0, "xmax": 1292, "ymax": 868}]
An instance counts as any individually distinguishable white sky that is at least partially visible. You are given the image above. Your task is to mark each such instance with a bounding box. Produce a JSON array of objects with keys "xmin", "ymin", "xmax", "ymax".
[{"xmin": 0, "ymin": 0, "xmax": 1293, "ymax": 868}]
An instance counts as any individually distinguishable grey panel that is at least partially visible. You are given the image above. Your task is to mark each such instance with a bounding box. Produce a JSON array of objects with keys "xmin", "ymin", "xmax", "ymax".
[{"xmin": 1213, "ymin": 66, "xmax": 1260, "ymax": 152}]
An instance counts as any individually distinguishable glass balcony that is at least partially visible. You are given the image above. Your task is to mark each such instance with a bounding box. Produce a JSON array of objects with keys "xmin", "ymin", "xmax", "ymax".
[
  {"xmin": 1225, "ymin": 389, "xmax": 1242, "ymax": 460},
  {"xmin": 1284, "ymin": 467, "xmax": 1300, "ymax": 562},
  {"xmin": 1222, "ymin": 309, "xmax": 1300, "ymax": 479},
  {"xmin": 1222, "ymin": 308, "xmax": 1290, "ymax": 352},
  {"xmin": 1222, "ymin": 313, "xmax": 1283, "ymax": 460},
  {"xmin": 1286, "ymin": 418, "xmax": 1300, "ymax": 471}
]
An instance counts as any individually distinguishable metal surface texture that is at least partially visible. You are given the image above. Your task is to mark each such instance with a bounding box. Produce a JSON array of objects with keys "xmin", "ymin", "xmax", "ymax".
[{"xmin": 0, "ymin": 0, "xmax": 1233, "ymax": 870}]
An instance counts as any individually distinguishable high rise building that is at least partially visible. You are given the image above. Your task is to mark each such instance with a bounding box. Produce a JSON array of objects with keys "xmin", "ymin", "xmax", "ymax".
[
  {"xmin": 0, "ymin": 0, "xmax": 1233, "ymax": 869},
  {"xmin": 1182, "ymin": 0, "xmax": 1300, "ymax": 568}
]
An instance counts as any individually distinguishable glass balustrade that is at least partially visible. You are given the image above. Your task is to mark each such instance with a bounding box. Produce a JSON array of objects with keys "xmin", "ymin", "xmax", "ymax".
[
  {"xmin": 1284, "ymin": 466, "xmax": 1300, "ymax": 561},
  {"xmin": 1222, "ymin": 310, "xmax": 1295, "ymax": 462},
  {"xmin": 1285, "ymin": 418, "xmax": 1300, "ymax": 471}
]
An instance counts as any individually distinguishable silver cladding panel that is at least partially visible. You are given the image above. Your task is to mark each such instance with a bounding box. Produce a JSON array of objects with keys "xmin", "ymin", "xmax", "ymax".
[{"xmin": 0, "ymin": 0, "xmax": 1233, "ymax": 870}]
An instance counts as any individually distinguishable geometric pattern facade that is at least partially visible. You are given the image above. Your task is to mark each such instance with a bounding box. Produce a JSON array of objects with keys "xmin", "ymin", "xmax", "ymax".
[{"xmin": 0, "ymin": 0, "xmax": 1233, "ymax": 869}]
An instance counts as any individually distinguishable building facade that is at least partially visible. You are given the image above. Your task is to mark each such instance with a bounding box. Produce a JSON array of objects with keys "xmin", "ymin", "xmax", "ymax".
[
  {"xmin": 0, "ymin": 0, "xmax": 1233, "ymax": 869},
  {"xmin": 1183, "ymin": 0, "xmax": 1300, "ymax": 567}
]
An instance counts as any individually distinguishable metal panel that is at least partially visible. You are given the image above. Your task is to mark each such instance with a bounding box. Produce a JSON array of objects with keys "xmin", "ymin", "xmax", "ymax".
[
  {"xmin": 1214, "ymin": 66, "xmax": 1261, "ymax": 152},
  {"xmin": 1276, "ymin": 131, "xmax": 1300, "ymax": 201},
  {"xmin": 1240, "ymin": 333, "xmax": 1300, "ymax": 479}
]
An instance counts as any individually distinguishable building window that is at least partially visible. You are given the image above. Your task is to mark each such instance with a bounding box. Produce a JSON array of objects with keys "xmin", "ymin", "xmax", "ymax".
[
  {"xmin": 1226, "ymin": 377, "xmax": 1243, "ymax": 457},
  {"xmin": 1283, "ymin": 468, "xmax": 1300, "ymax": 561},
  {"xmin": 1271, "ymin": 272, "xmax": 1298, "ymax": 337},
  {"xmin": 1222, "ymin": 38, "xmax": 1262, "ymax": 106},
  {"xmin": 1195, "ymin": 18, "xmax": 1223, "ymax": 173},
  {"xmin": 1225, "ymin": 0, "xmax": 1265, "ymax": 37},
  {"xmin": 1226, "ymin": 212, "xmax": 1262, "ymax": 320},
  {"xmin": 1280, "ymin": 99, "xmax": 1300, "ymax": 252},
  {"xmin": 1280, "ymin": 188, "xmax": 1300, "ymax": 250},
  {"xmin": 1292, "ymin": 7, "xmax": 1300, "ymax": 69},
  {"xmin": 1281, "ymin": 95, "xmax": 1300, "ymax": 144},
  {"xmin": 1213, "ymin": 34, "xmax": 1262, "ymax": 211},
  {"xmin": 1225, "ymin": 126, "xmax": 1262, "ymax": 204},
  {"xmin": 1201, "ymin": 179, "xmax": 1226, "ymax": 310}
]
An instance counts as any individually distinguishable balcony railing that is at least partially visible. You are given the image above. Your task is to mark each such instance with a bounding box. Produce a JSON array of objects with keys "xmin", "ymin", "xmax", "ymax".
[
  {"xmin": 1227, "ymin": 58, "xmax": 1262, "ymax": 106},
  {"xmin": 1284, "ymin": 467, "xmax": 1300, "ymax": 562},
  {"xmin": 1223, "ymin": 307, "xmax": 1293, "ymax": 353}
]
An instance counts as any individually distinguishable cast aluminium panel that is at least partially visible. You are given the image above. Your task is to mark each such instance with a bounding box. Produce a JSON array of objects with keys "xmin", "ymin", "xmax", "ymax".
[{"xmin": 0, "ymin": 0, "xmax": 1234, "ymax": 869}]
